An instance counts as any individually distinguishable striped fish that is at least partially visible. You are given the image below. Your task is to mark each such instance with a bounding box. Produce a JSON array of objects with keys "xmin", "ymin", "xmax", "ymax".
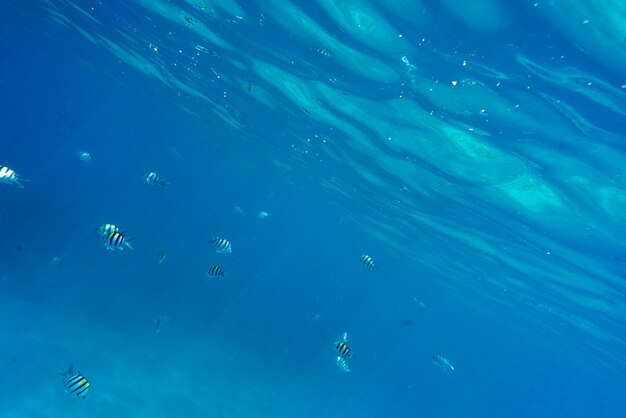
[
  {"xmin": 102, "ymin": 231, "xmax": 133, "ymax": 250},
  {"xmin": 61, "ymin": 366, "xmax": 90, "ymax": 399},
  {"xmin": 336, "ymin": 355, "xmax": 351, "ymax": 373},
  {"xmin": 360, "ymin": 254, "xmax": 376, "ymax": 271},
  {"xmin": 0, "ymin": 165, "xmax": 24, "ymax": 188},
  {"xmin": 206, "ymin": 265, "xmax": 225, "ymax": 278},
  {"xmin": 95, "ymin": 223, "xmax": 120, "ymax": 237},
  {"xmin": 335, "ymin": 340, "xmax": 351, "ymax": 360},
  {"xmin": 144, "ymin": 171, "xmax": 168, "ymax": 188},
  {"xmin": 210, "ymin": 237, "xmax": 232, "ymax": 254},
  {"xmin": 335, "ymin": 333, "xmax": 352, "ymax": 372}
]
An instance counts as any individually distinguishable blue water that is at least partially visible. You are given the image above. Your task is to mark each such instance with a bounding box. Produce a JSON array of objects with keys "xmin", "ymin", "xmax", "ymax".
[{"xmin": 1, "ymin": 0, "xmax": 625, "ymax": 416}]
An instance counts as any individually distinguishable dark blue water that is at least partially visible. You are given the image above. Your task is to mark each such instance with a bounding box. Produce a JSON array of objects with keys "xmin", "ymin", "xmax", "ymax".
[{"xmin": 1, "ymin": 1, "xmax": 625, "ymax": 416}]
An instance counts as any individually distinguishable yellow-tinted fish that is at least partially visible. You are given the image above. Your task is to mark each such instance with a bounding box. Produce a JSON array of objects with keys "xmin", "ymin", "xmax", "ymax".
[
  {"xmin": 102, "ymin": 231, "xmax": 133, "ymax": 250},
  {"xmin": 96, "ymin": 224, "xmax": 120, "ymax": 237},
  {"xmin": 61, "ymin": 365, "xmax": 90, "ymax": 399}
]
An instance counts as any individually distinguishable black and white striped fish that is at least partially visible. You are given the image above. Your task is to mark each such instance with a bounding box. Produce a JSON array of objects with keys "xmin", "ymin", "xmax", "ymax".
[
  {"xmin": 334, "ymin": 332, "xmax": 352, "ymax": 372},
  {"xmin": 61, "ymin": 365, "xmax": 90, "ymax": 399},
  {"xmin": 210, "ymin": 237, "xmax": 232, "ymax": 254},
  {"xmin": 102, "ymin": 230, "xmax": 133, "ymax": 250},
  {"xmin": 206, "ymin": 265, "xmax": 225, "ymax": 278},
  {"xmin": 335, "ymin": 340, "xmax": 351, "ymax": 360},
  {"xmin": 0, "ymin": 165, "xmax": 24, "ymax": 188},
  {"xmin": 360, "ymin": 254, "xmax": 376, "ymax": 271},
  {"xmin": 144, "ymin": 171, "xmax": 168, "ymax": 188},
  {"xmin": 95, "ymin": 223, "xmax": 120, "ymax": 237}
]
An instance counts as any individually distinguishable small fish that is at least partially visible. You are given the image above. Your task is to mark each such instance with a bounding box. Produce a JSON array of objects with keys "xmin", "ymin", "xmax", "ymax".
[
  {"xmin": 336, "ymin": 340, "xmax": 351, "ymax": 360},
  {"xmin": 154, "ymin": 316, "xmax": 163, "ymax": 334},
  {"xmin": 195, "ymin": 45, "xmax": 217, "ymax": 55},
  {"xmin": 206, "ymin": 265, "xmax": 225, "ymax": 278},
  {"xmin": 459, "ymin": 79, "xmax": 485, "ymax": 87},
  {"xmin": 316, "ymin": 47, "xmax": 333, "ymax": 57},
  {"xmin": 51, "ymin": 257, "xmax": 64, "ymax": 268},
  {"xmin": 258, "ymin": 211, "xmax": 270, "ymax": 219},
  {"xmin": 102, "ymin": 231, "xmax": 134, "ymax": 251},
  {"xmin": 233, "ymin": 206, "xmax": 246, "ymax": 216},
  {"xmin": 60, "ymin": 365, "xmax": 90, "ymax": 399},
  {"xmin": 144, "ymin": 171, "xmax": 168, "ymax": 188},
  {"xmin": 360, "ymin": 254, "xmax": 376, "ymax": 271},
  {"xmin": 335, "ymin": 332, "xmax": 352, "ymax": 372},
  {"xmin": 0, "ymin": 165, "xmax": 25, "ymax": 188},
  {"xmin": 336, "ymin": 355, "xmax": 351, "ymax": 373},
  {"xmin": 210, "ymin": 237, "xmax": 232, "ymax": 254},
  {"xmin": 414, "ymin": 298, "xmax": 426, "ymax": 313},
  {"xmin": 432, "ymin": 354, "xmax": 455, "ymax": 372},
  {"xmin": 157, "ymin": 250, "xmax": 166, "ymax": 264},
  {"xmin": 95, "ymin": 223, "xmax": 120, "ymax": 237},
  {"xmin": 77, "ymin": 151, "xmax": 92, "ymax": 162}
]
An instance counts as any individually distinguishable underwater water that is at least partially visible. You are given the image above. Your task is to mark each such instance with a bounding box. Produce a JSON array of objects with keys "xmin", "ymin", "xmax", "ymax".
[{"xmin": 1, "ymin": 0, "xmax": 625, "ymax": 416}]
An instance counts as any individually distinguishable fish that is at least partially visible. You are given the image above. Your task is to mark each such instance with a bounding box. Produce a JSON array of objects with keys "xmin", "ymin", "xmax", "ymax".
[
  {"xmin": 432, "ymin": 354, "xmax": 455, "ymax": 372},
  {"xmin": 154, "ymin": 316, "xmax": 164, "ymax": 334},
  {"xmin": 206, "ymin": 265, "xmax": 225, "ymax": 278},
  {"xmin": 144, "ymin": 171, "xmax": 168, "ymax": 188},
  {"xmin": 195, "ymin": 45, "xmax": 217, "ymax": 55},
  {"xmin": 210, "ymin": 237, "xmax": 232, "ymax": 254},
  {"xmin": 51, "ymin": 257, "xmax": 64, "ymax": 268},
  {"xmin": 102, "ymin": 231, "xmax": 134, "ymax": 251},
  {"xmin": 336, "ymin": 356, "xmax": 351, "ymax": 373},
  {"xmin": 77, "ymin": 151, "xmax": 92, "ymax": 162},
  {"xmin": 0, "ymin": 165, "xmax": 25, "ymax": 188},
  {"xmin": 157, "ymin": 250, "xmax": 167, "ymax": 264},
  {"xmin": 414, "ymin": 298, "xmax": 426, "ymax": 313},
  {"xmin": 360, "ymin": 254, "xmax": 376, "ymax": 271},
  {"xmin": 258, "ymin": 211, "xmax": 270, "ymax": 219},
  {"xmin": 95, "ymin": 223, "xmax": 120, "ymax": 237},
  {"xmin": 334, "ymin": 332, "xmax": 352, "ymax": 372},
  {"xmin": 316, "ymin": 47, "xmax": 333, "ymax": 57},
  {"xmin": 60, "ymin": 365, "xmax": 90, "ymax": 399}
]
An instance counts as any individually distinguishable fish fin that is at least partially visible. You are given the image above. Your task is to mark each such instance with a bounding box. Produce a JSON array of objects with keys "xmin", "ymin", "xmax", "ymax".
[
  {"xmin": 59, "ymin": 364, "xmax": 74, "ymax": 377},
  {"xmin": 125, "ymin": 240, "xmax": 135, "ymax": 251},
  {"xmin": 14, "ymin": 178, "xmax": 25, "ymax": 188}
]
